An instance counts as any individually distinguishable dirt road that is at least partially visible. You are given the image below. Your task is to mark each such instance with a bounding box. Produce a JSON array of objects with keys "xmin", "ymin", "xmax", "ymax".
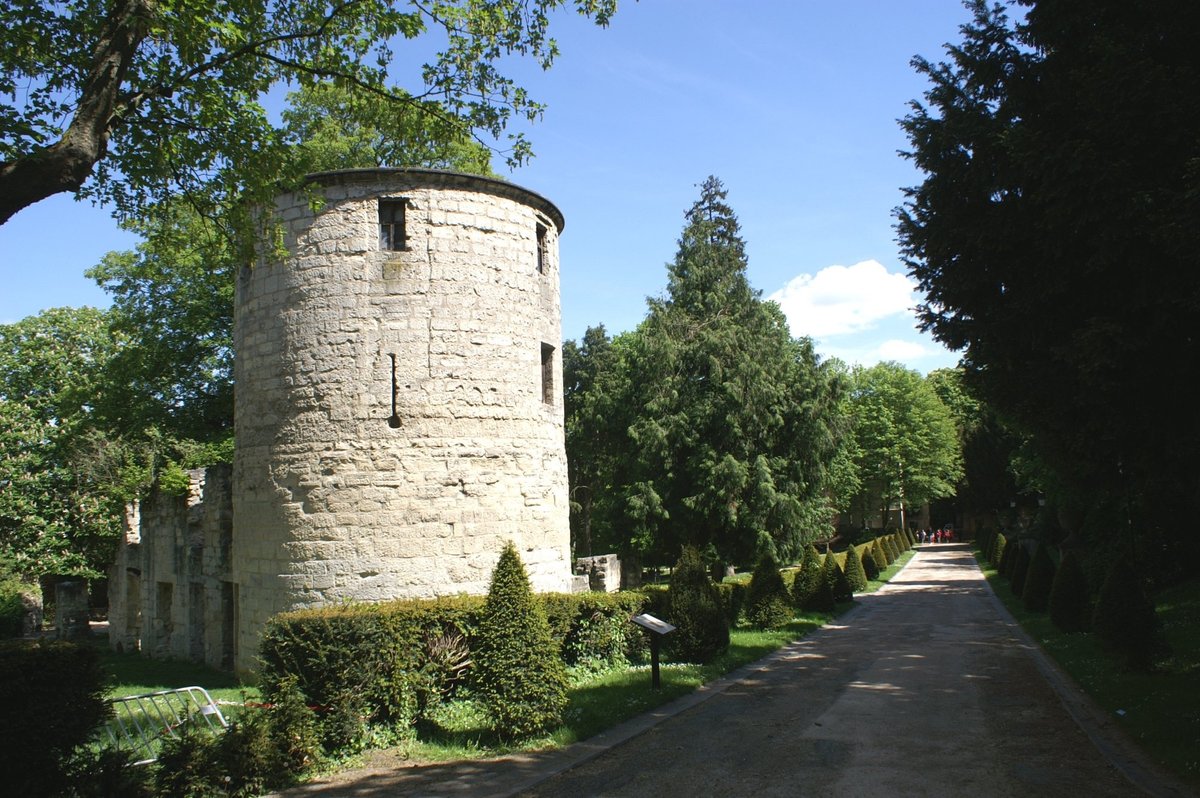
[{"xmin": 279, "ymin": 545, "xmax": 1188, "ymax": 797}]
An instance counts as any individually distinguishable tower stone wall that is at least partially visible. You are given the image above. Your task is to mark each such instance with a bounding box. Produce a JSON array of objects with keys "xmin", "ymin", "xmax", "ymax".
[{"xmin": 231, "ymin": 169, "xmax": 570, "ymax": 671}]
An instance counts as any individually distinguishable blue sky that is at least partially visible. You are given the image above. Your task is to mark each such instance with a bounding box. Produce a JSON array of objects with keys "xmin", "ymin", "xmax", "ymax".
[{"xmin": 0, "ymin": 0, "xmax": 972, "ymax": 373}]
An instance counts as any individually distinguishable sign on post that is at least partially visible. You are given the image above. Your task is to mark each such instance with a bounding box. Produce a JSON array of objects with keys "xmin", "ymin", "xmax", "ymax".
[{"xmin": 631, "ymin": 613, "xmax": 676, "ymax": 689}]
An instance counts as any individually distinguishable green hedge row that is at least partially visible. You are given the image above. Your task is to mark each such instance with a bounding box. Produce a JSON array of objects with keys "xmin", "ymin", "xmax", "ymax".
[{"xmin": 258, "ymin": 589, "xmax": 647, "ymax": 730}]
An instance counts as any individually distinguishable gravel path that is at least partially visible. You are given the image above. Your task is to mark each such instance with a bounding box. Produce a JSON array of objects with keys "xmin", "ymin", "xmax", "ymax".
[{"xmin": 276, "ymin": 544, "xmax": 1191, "ymax": 798}]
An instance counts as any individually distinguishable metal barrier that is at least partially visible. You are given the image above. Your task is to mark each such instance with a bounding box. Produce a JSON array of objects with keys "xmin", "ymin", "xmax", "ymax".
[{"xmin": 104, "ymin": 686, "xmax": 229, "ymax": 765}]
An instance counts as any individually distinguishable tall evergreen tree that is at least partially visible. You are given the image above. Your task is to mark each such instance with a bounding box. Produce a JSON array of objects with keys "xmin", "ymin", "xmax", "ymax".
[
  {"xmin": 617, "ymin": 177, "xmax": 846, "ymax": 570},
  {"xmin": 897, "ymin": 0, "xmax": 1200, "ymax": 574}
]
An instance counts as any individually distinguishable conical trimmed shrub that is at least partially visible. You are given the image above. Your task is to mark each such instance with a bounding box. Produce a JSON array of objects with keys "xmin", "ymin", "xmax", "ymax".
[
  {"xmin": 666, "ymin": 546, "xmax": 730, "ymax": 663},
  {"xmin": 1048, "ymin": 551, "xmax": 1090, "ymax": 632},
  {"xmin": 990, "ymin": 533, "xmax": 1007, "ymax": 568},
  {"xmin": 861, "ymin": 545, "xmax": 880, "ymax": 581},
  {"xmin": 746, "ymin": 552, "xmax": 793, "ymax": 629},
  {"xmin": 1021, "ymin": 543, "xmax": 1056, "ymax": 612},
  {"xmin": 807, "ymin": 549, "xmax": 839, "ymax": 612},
  {"xmin": 873, "ymin": 539, "xmax": 892, "ymax": 568},
  {"xmin": 1010, "ymin": 543, "xmax": 1031, "ymax": 597},
  {"xmin": 833, "ymin": 554, "xmax": 853, "ymax": 603},
  {"xmin": 473, "ymin": 542, "xmax": 568, "ymax": 738},
  {"xmin": 1092, "ymin": 557, "xmax": 1169, "ymax": 671},
  {"xmin": 792, "ymin": 545, "xmax": 822, "ymax": 608},
  {"xmin": 843, "ymin": 545, "xmax": 868, "ymax": 593}
]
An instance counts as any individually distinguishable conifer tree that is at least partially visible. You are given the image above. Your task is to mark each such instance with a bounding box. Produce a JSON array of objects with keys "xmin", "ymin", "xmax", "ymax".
[
  {"xmin": 861, "ymin": 545, "xmax": 880, "ymax": 581},
  {"xmin": 808, "ymin": 550, "xmax": 839, "ymax": 612},
  {"xmin": 843, "ymin": 545, "xmax": 868, "ymax": 593},
  {"xmin": 666, "ymin": 546, "xmax": 730, "ymax": 663},
  {"xmin": 792, "ymin": 544, "xmax": 822, "ymax": 608},
  {"xmin": 1021, "ymin": 543, "xmax": 1056, "ymax": 612},
  {"xmin": 1048, "ymin": 551, "xmax": 1090, "ymax": 632},
  {"xmin": 618, "ymin": 177, "xmax": 848, "ymax": 570},
  {"xmin": 473, "ymin": 542, "xmax": 568, "ymax": 738},
  {"xmin": 746, "ymin": 551, "xmax": 793, "ymax": 629}
]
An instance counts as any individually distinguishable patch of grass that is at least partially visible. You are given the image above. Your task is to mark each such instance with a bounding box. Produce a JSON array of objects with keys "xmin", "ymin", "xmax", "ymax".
[
  {"xmin": 863, "ymin": 550, "xmax": 915, "ymax": 593},
  {"xmin": 975, "ymin": 552, "xmax": 1200, "ymax": 792},
  {"xmin": 99, "ymin": 647, "xmax": 256, "ymax": 705}
]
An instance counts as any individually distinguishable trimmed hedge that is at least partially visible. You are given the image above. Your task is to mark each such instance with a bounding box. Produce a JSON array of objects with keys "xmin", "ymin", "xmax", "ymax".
[
  {"xmin": 0, "ymin": 640, "xmax": 111, "ymax": 798},
  {"xmin": 843, "ymin": 546, "xmax": 868, "ymax": 593},
  {"xmin": 259, "ymin": 587, "xmax": 647, "ymax": 734}
]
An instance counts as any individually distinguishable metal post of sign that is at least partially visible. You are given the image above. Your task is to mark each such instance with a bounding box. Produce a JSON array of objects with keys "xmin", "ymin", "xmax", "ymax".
[{"xmin": 631, "ymin": 613, "xmax": 676, "ymax": 690}]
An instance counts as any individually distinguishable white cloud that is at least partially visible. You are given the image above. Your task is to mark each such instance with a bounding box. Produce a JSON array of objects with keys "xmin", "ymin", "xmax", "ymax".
[
  {"xmin": 876, "ymin": 338, "xmax": 930, "ymax": 363},
  {"xmin": 767, "ymin": 259, "xmax": 916, "ymax": 338}
]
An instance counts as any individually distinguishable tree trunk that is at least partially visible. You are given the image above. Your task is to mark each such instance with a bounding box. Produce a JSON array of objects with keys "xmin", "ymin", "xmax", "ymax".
[{"xmin": 0, "ymin": 0, "xmax": 151, "ymax": 226}]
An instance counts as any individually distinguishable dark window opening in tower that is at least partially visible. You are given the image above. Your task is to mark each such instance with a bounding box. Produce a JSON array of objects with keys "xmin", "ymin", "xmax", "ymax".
[{"xmin": 379, "ymin": 199, "xmax": 408, "ymax": 251}]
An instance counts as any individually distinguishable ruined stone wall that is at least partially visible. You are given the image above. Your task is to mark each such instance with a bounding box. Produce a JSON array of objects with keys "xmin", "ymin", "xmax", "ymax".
[
  {"xmin": 232, "ymin": 169, "xmax": 570, "ymax": 671},
  {"xmin": 107, "ymin": 466, "xmax": 235, "ymax": 670}
]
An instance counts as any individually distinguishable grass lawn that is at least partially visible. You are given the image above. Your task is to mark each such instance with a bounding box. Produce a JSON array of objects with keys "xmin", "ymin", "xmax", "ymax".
[
  {"xmin": 99, "ymin": 647, "xmax": 257, "ymax": 706},
  {"xmin": 975, "ymin": 552, "xmax": 1200, "ymax": 792}
]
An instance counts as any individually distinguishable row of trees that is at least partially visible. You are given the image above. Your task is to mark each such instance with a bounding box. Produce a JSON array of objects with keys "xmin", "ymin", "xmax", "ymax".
[
  {"xmin": 563, "ymin": 177, "xmax": 965, "ymax": 574},
  {"xmin": 896, "ymin": 0, "xmax": 1200, "ymax": 583}
]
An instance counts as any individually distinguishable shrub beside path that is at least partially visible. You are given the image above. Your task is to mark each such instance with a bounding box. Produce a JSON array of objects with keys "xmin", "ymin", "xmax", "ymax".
[{"xmin": 275, "ymin": 545, "xmax": 1190, "ymax": 797}]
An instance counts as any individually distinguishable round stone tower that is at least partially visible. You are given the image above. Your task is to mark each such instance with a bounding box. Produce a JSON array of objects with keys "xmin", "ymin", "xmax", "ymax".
[{"xmin": 232, "ymin": 169, "xmax": 569, "ymax": 671}]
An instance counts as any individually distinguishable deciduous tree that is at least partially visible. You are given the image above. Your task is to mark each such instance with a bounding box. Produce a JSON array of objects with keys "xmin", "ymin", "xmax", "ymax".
[{"xmin": 0, "ymin": 0, "xmax": 617, "ymax": 227}]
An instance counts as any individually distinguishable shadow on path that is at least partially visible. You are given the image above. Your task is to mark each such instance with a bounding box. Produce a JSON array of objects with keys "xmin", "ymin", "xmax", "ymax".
[{"xmin": 274, "ymin": 545, "xmax": 1192, "ymax": 798}]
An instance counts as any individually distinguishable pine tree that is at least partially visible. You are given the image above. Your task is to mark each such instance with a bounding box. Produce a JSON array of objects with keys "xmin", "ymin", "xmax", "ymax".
[{"xmin": 473, "ymin": 542, "xmax": 568, "ymax": 738}]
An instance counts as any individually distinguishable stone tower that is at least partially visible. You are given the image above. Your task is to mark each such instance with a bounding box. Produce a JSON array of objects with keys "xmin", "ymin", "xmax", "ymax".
[{"xmin": 232, "ymin": 168, "xmax": 570, "ymax": 672}]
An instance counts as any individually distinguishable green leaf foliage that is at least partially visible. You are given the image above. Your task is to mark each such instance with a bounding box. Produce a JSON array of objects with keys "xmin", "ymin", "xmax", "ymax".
[
  {"xmin": 473, "ymin": 542, "xmax": 568, "ymax": 739},
  {"xmin": 860, "ymin": 545, "xmax": 880, "ymax": 581},
  {"xmin": 665, "ymin": 546, "xmax": 730, "ymax": 663},
  {"xmin": 0, "ymin": 0, "xmax": 619, "ymax": 226},
  {"xmin": 846, "ymin": 363, "xmax": 962, "ymax": 530}
]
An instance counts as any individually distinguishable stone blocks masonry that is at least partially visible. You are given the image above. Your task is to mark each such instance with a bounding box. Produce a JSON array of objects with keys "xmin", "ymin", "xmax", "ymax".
[{"xmin": 110, "ymin": 169, "xmax": 572, "ymax": 673}]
